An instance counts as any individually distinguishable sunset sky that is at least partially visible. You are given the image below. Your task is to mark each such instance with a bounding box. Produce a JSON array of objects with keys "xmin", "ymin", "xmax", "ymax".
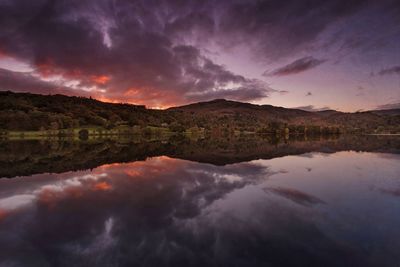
[{"xmin": 0, "ymin": 0, "xmax": 399, "ymax": 111}]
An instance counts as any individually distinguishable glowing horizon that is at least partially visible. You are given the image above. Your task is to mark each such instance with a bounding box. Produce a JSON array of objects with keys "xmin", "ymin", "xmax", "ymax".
[{"xmin": 0, "ymin": 0, "xmax": 399, "ymax": 112}]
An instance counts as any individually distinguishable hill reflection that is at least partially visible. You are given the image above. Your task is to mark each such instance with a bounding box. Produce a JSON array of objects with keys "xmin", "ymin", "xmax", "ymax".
[
  {"xmin": 1, "ymin": 136, "xmax": 400, "ymax": 266},
  {"xmin": 1, "ymin": 135, "xmax": 399, "ymax": 178}
]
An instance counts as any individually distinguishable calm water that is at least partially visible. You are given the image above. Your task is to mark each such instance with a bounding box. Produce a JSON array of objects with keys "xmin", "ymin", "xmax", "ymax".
[{"xmin": 0, "ymin": 135, "xmax": 400, "ymax": 267}]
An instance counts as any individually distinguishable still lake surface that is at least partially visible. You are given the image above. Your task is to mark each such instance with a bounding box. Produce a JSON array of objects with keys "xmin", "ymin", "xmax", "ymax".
[{"xmin": 0, "ymin": 135, "xmax": 399, "ymax": 267}]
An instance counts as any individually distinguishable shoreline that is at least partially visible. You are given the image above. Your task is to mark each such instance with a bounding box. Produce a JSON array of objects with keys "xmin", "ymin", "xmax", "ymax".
[{"xmin": 364, "ymin": 134, "xmax": 400, "ymax": 136}]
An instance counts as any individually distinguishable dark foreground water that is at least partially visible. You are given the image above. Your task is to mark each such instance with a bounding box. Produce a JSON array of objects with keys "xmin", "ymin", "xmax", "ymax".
[{"xmin": 0, "ymin": 135, "xmax": 399, "ymax": 267}]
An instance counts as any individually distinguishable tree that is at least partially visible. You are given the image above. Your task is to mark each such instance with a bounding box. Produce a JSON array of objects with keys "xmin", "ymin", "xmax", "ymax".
[{"xmin": 169, "ymin": 122, "xmax": 185, "ymax": 133}]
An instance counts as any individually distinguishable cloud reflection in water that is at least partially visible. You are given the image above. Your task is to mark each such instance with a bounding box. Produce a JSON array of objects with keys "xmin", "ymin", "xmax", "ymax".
[{"xmin": 0, "ymin": 151, "xmax": 399, "ymax": 266}]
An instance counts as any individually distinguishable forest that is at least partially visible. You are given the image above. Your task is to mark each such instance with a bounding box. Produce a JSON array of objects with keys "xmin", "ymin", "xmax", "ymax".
[{"xmin": 1, "ymin": 91, "xmax": 399, "ymax": 137}]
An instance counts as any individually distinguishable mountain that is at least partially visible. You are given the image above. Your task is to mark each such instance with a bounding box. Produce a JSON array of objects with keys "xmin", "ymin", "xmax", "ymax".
[
  {"xmin": 169, "ymin": 98, "xmax": 319, "ymax": 123},
  {"xmin": 0, "ymin": 91, "xmax": 399, "ymax": 134},
  {"xmin": 169, "ymin": 98, "xmax": 400, "ymax": 134},
  {"xmin": 170, "ymin": 99, "xmax": 312, "ymax": 117},
  {"xmin": 371, "ymin": 109, "xmax": 400, "ymax": 116}
]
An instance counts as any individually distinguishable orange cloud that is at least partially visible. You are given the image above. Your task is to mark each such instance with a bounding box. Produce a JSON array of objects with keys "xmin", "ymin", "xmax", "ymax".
[
  {"xmin": 0, "ymin": 209, "xmax": 7, "ymax": 221},
  {"xmin": 95, "ymin": 156, "xmax": 183, "ymax": 179},
  {"xmin": 95, "ymin": 95, "xmax": 125, "ymax": 104},
  {"xmin": 92, "ymin": 75, "xmax": 110, "ymax": 85},
  {"xmin": 26, "ymin": 58, "xmax": 184, "ymax": 107},
  {"xmin": 94, "ymin": 92, "xmax": 178, "ymax": 109},
  {"xmin": 36, "ymin": 59, "xmax": 111, "ymax": 88},
  {"xmin": 36, "ymin": 59, "xmax": 58, "ymax": 77},
  {"xmin": 124, "ymin": 88, "xmax": 140, "ymax": 96},
  {"xmin": 38, "ymin": 188, "xmax": 60, "ymax": 209},
  {"xmin": 36, "ymin": 59, "xmax": 83, "ymax": 80},
  {"xmin": 93, "ymin": 181, "xmax": 112, "ymax": 191},
  {"xmin": 38, "ymin": 186, "xmax": 85, "ymax": 209}
]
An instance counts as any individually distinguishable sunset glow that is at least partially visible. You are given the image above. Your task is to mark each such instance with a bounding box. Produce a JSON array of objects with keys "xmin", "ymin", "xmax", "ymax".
[
  {"xmin": 93, "ymin": 181, "xmax": 112, "ymax": 191},
  {"xmin": 0, "ymin": 2, "xmax": 399, "ymax": 261},
  {"xmin": 0, "ymin": 1, "xmax": 398, "ymax": 111},
  {"xmin": 92, "ymin": 75, "xmax": 111, "ymax": 85}
]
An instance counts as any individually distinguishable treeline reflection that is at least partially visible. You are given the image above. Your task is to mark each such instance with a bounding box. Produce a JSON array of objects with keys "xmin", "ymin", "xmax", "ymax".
[{"xmin": 1, "ymin": 135, "xmax": 399, "ymax": 178}]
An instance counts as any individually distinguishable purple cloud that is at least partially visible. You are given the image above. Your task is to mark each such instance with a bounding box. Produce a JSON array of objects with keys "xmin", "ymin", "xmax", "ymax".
[
  {"xmin": 0, "ymin": 0, "xmax": 398, "ymax": 107},
  {"xmin": 378, "ymin": 66, "xmax": 400, "ymax": 75},
  {"xmin": 264, "ymin": 57, "xmax": 326, "ymax": 76}
]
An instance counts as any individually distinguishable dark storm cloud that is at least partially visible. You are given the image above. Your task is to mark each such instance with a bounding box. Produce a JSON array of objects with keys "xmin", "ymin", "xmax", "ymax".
[
  {"xmin": 217, "ymin": 0, "xmax": 378, "ymax": 60},
  {"xmin": 0, "ymin": 158, "xmax": 370, "ymax": 266},
  {"xmin": 0, "ymin": 0, "xmax": 398, "ymax": 105},
  {"xmin": 378, "ymin": 66, "xmax": 400, "ymax": 75},
  {"xmin": 264, "ymin": 57, "xmax": 326, "ymax": 76},
  {"xmin": 0, "ymin": 0, "xmax": 273, "ymax": 106}
]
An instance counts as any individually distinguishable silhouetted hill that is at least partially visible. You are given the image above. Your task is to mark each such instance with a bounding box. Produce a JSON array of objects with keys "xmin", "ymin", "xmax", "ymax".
[
  {"xmin": 170, "ymin": 99, "xmax": 312, "ymax": 117},
  {"xmin": 0, "ymin": 91, "xmax": 399, "ymax": 134},
  {"xmin": 170, "ymin": 98, "xmax": 400, "ymax": 134},
  {"xmin": 372, "ymin": 109, "xmax": 400, "ymax": 116},
  {"xmin": 169, "ymin": 99, "xmax": 322, "ymax": 129},
  {"xmin": 0, "ymin": 90, "xmax": 167, "ymax": 131}
]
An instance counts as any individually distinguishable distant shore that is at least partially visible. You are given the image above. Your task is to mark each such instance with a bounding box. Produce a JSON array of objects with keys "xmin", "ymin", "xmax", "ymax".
[
  {"xmin": 0, "ymin": 126, "xmax": 206, "ymax": 141},
  {"xmin": 364, "ymin": 134, "xmax": 400, "ymax": 136}
]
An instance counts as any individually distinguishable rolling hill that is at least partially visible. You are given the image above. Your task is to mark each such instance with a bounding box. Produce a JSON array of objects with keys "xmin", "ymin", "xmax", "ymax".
[
  {"xmin": 0, "ymin": 91, "xmax": 399, "ymax": 134},
  {"xmin": 169, "ymin": 99, "xmax": 400, "ymax": 134}
]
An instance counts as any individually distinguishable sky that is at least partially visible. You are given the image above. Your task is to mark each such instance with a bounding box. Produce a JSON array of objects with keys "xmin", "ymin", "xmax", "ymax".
[{"xmin": 0, "ymin": 0, "xmax": 399, "ymax": 111}]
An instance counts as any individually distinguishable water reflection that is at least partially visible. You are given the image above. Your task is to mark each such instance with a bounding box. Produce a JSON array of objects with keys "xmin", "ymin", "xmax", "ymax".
[
  {"xmin": 0, "ymin": 134, "xmax": 399, "ymax": 178},
  {"xmin": 0, "ymin": 136, "xmax": 400, "ymax": 266}
]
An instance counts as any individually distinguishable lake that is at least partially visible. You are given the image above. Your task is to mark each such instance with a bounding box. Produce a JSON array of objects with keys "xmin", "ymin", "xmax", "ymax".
[{"xmin": 0, "ymin": 135, "xmax": 399, "ymax": 266}]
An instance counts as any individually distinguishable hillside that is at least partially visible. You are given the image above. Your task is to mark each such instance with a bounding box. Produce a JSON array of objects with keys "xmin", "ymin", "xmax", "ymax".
[
  {"xmin": 169, "ymin": 99, "xmax": 314, "ymax": 119},
  {"xmin": 0, "ymin": 91, "xmax": 171, "ymax": 131},
  {"xmin": 0, "ymin": 91, "xmax": 399, "ymax": 134},
  {"xmin": 170, "ymin": 99, "xmax": 400, "ymax": 134},
  {"xmin": 371, "ymin": 109, "xmax": 400, "ymax": 116}
]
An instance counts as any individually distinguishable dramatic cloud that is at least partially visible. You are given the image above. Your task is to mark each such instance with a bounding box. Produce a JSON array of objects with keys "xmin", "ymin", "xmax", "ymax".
[
  {"xmin": 219, "ymin": 1, "xmax": 364, "ymax": 57},
  {"xmin": 264, "ymin": 57, "xmax": 326, "ymax": 76},
  {"xmin": 0, "ymin": 68, "xmax": 92, "ymax": 97},
  {"xmin": 0, "ymin": 0, "xmax": 275, "ymax": 107},
  {"xmin": 3, "ymin": 148, "xmax": 399, "ymax": 266},
  {"xmin": 0, "ymin": 0, "xmax": 398, "ymax": 108},
  {"xmin": 378, "ymin": 66, "xmax": 400, "ymax": 75}
]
